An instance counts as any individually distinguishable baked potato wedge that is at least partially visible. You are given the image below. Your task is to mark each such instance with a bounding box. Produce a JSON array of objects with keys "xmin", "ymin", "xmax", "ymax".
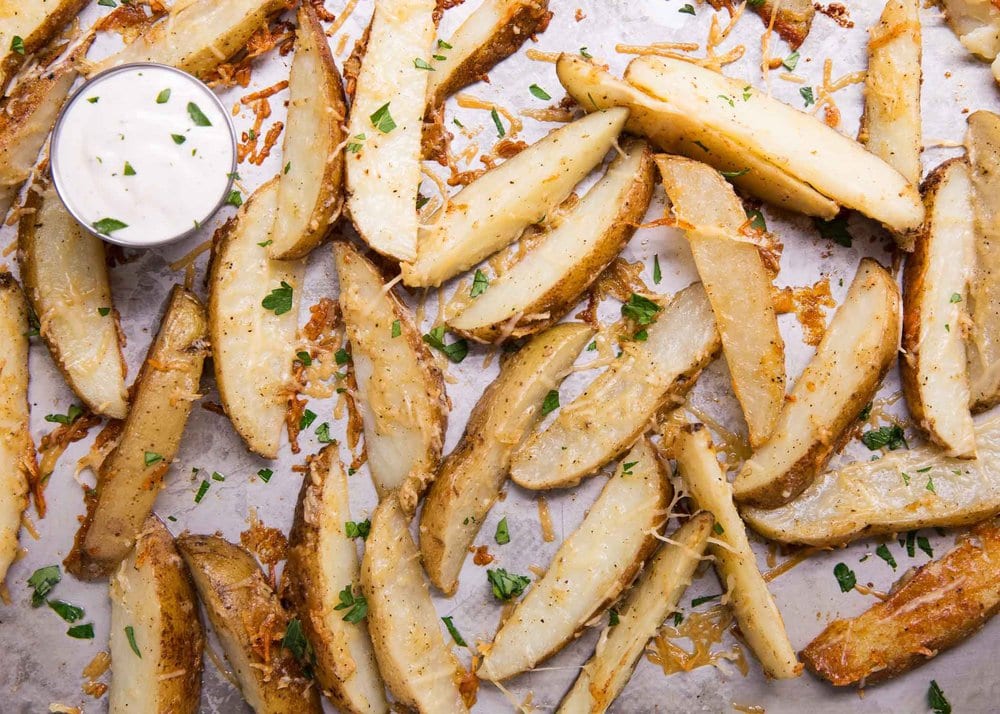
[
  {"xmin": 555, "ymin": 54, "xmax": 840, "ymax": 220},
  {"xmin": 109, "ymin": 515, "xmax": 204, "ymax": 714},
  {"xmin": 209, "ymin": 177, "xmax": 303, "ymax": 459},
  {"xmin": 92, "ymin": 0, "xmax": 289, "ymax": 78},
  {"xmin": 361, "ymin": 496, "xmax": 468, "ymax": 713},
  {"xmin": 19, "ymin": 182, "xmax": 128, "ymax": 419},
  {"xmin": 801, "ymin": 519, "xmax": 1000, "ymax": 686},
  {"xmin": 283, "ymin": 446, "xmax": 388, "ymax": 713},
  {"xmin": 674, "ymin": 424, "xmax": 801, "ymax": 679},
  {"xmin": 656, "ymin": 155, "xmax": 785, "ymax": 448},
  {"xmin": 419, "ymin": 322, "xmax": 594, "ymax": 594},
  {"xmin": 0, "ymin": 0, "xmax": 87, "ymax": 90},
  {"xmin": 748, "ymin": 0, "xmax": 814, "ymax": 49},
  {"xmin": 401, "ymin": 107, "xmax": 630, "ymax": 288},
  {"xmin": 269, "ymin": 5, "xmax": 347, "ymax": 260},
  {"xmin": 66, "ymin": 287, "xmax": 208, "ymax": 580},
  {"xmin": 940, "ymin": 0, "xmax": 1000, "ymax": 83},
  {"xmin": 859, "ymin": 0, "xmax": 922, "ymax": 186},
  {"xmin": 177, "ymin": 534, "xmax": 321, "ymax": 713},
  {"xmin": 479, "ymin": 437, "xmax": 671, "ymax": 681},
  {"xmin": 447, "ymin": 139, "xmax": 653, "ymax": 342},
  {"xmin": 425, "ymin": 0, "xmax": 551, "ymax": 108},
  {"xmin": 733, "ymin": 259, "xmax": 901, "ymax": 509},
  {"xmin": 345, "ymin": 0, "xmax": 436, "ymax": 262},
  {"xmin": 901, "ymin": 159, "xmax": 977, "ymax": 457},
  {"xmin": 509, "ymin": 281, "xmax": 719, "ymax": 490},
  {"xmin": 0, "ymin": 273, "xmax": 32, "ymax": 588},
  {"xmin": 741, "ymin": 412, "xmax": 1000, "ymax": 547},
  {"xmin": 557, "ymin": 513, "xmax": 714, "ymax": 714},
  {"xmin": 334, "ymin": 241, "xmax": 447, "ymax": 514}
]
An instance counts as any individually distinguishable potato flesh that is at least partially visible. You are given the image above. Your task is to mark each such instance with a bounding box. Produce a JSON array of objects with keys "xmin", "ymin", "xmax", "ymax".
[
  {"xmin": 345, "ymin": 0, "xmax": 436, "ymax": 262},
  {"xmin": 361, "ymin": 497, "xmax": 468, "ymax": 713},
  {"xmin": 557, "ymin": 514, "xmax": 713, "ymax": 714},
  {"xmin": 509, "ymin": 282, "xmax": 719, "ymax": 490},
  {"xmin": 733, "ymin": 259, "xmax": 900, "ymax": 508},
  {"xmin": 402, "ymin": 108, "xmax": 630, "ymax": 287},
  {"xmin": 940, "ymin": 0, "xmax": 1000, "ymax": 60},
  {"xmin": 209, "ymin": 178, "xmax": 303, "ymax": 459},
  {"xmin": 742, "ymin": 412, "xmax": 1000, "ymax": 546},
  {"xmin": 0, "ymin": 0, "xmax": 86, "ymax": 88},
  {"xmin": 448, "ymin": 141, "xmax": 652, "ymax": 338},
  {"xmin": 656, "ymin": 155, "xmax": 784, "ymax": 447},
  {"xmin": 480, "ymin": 438, "xmax": 670, "ymax": 681},
  {"xmin": 419, "ymin": 323, "xmax": 593, "ymax": 594},
  {"xmin": 674, "ymin": 425, "xmax": 801, "ymax": 679}
]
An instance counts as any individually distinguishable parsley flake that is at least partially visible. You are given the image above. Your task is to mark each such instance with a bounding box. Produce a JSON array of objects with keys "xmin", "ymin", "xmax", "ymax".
[
  {"xmin": 442, "ymin": 615, "xmax": 467, "ymax": 646},
  {"xmin": 262, "ymin": 281, "xmax": 294, "ymax": 315},
  {"xmin": 621, "ymin": 293, "xmax": 662, "ymax": 325},
  {"xmin": 92, "ymin": 217, "xmax": 128, "ymax": 235},
  {"xmin": 471, "ymin": 269, "xmax": 489, "ymax": 297},
  {"xmin": 125, "ymin": 625, "xmax": 141, "ymax": 657},
  {"xmin": 495, "ymin": 517, "xmax": 510, "ymax": 545},
  {"xmin": 345, "ymin": 520, "xmax": 371, "ymax": 539},
  {"xmin": 487, "ymin": 568, "xmax": 531, "ymax": 601},
  {"xmin": 187, "ymin": 102, "xmax": 212, "ymax": 127},
  {"xmin": 423, "ymin": 326, "xmax": 468, "ymax": 363},
  {"xmin": 370, "ymin": 102, "xmax": 396, "ymax": 133},
  {"xmin": 156, "ymin": 88, "xmax": 171, "ymax": 104},
  {"xmin": 28, "ymin": 565, "xmax": 61, "ymax": 607},
  {"xmin": 491, "ymin": 107, "xmax": 506, "ymax": 137},
  {"xmin": 529, "ymin": 84, "xmax": 551, "ymax": 100},
  {"xmin": 334, "ymin": 585, "xmax": 368, "ymax": 623},
  {"xmin": 541, "ymin": 389, "xmax": 560, "ymax": 416},
  {"xmin": 833, "ymin": 562, "xmax": 856, "ymax": 592}
]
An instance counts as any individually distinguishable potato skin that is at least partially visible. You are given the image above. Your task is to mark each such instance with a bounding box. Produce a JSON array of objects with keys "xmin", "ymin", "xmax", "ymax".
[{"xmin": 0, "ymin": 0, "xmax": 88, "ymax": 90}]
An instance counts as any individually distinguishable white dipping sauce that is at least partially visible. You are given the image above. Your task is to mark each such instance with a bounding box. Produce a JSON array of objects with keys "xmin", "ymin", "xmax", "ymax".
[{"xmin": 51, "ymin": 64, "xmax": 236, "ymax": 246}]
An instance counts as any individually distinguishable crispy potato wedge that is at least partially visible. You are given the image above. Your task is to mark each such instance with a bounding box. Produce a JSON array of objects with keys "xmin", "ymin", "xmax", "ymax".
[
  {"xmin": 18, "ymin": 182, "xmax": 128, "ymax": 419},
  {"xmin": 209, "ymin": 178, "xmax": 303, "ymax": 459},
  {"xmin": 674, "ymin": 424, "xmax": 801, "ymax": 679},
  {"xmin": 91, "ymin": 0, "xmax": 288, "ymax": 78},
  {"xmin": 448, "ymin": 139, "xmax": 653, "ymax": 342},
  {"xmin": 509, "ymin": 282, "xmax": 720, "ymax": 490},
  {"xmin": 425, "ymin": 0, "xmax": 551, "ymax": 108},
  {"xmin": 0, "ymin": 273, "xmax": 32, "ymax": 587},
  {"xmin": 283, "ymin": 446, "xmax": 388, "ymax": 713},
  {"xmin": 656, "ymin": 155, "xmax": 785, "ymax": 448},
  {"xmin": 940, "ymin": 0, "xmax": 1000, "ymax": 82},
  {"xmin": 109, "ymin": 515, "xmax": 203, "ymax": 714},
  {"xmin": 270, "ymin": 5, "xmax": 347, "ymax": 260},
  {"xmin": 178, "ymin": 534, "xmax": 321, "ymax": 712},
  {"xmin": 334, "ymin": 241, "xmax": 447, "ymax": 514},
  {"xmin": 402, "ymin": 107, "xmax": 630, "ymax": 288},
  {"xmin": 419, "ymin": 323, "xmax": 594, "ymax": 594},
  {"xmin": 66, "ymin": 287, "xmax": 208, "ymax": 580},
  {"xmin": 479, "ymin": 438, "xmax": 671, "ymax": 681},
  {"xmin": 859, "ymin": 0, "xmax": 922, "ymax": 186},
  {"xmin": 964, "ymin": 110, "xmax": 1000, "ymax": 410},
  {"xmin": 557, "ymin": 513, "xmax": 713, "ymax": 714},
  {"xmin": 801, "ymin": 519, "xmax": 1000, "ymax": 686},
  {"xmin": 733, "ymin": 259, "xmax": 901, "ymax": 508},
  {"xmin": 901, "ymin": 159, "xmax": 977, "ymax": 457},
  {"xmin": 344, "ymin": 0, "xmax": 436, "ymax": 262},
  {"xmin": 0, "ymin": 0, "xmax": 87, "ymax": 90},
  {"xmin": 361, "ymin": 496, "xmax": 468, "ymax": 713},
  {"xmin": 741, "ymin": 412, "xmax": 1000, "ymax": 547},
  {"xmin": 555, "ymin": 54, "xmax": 840, "ymax": 220},
  {"xmin": 709, "ymin": 0, "xmax": 815, "ymax": 48}
]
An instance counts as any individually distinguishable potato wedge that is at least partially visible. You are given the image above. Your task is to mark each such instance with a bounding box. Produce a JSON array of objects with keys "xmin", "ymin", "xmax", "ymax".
[
  {"xmin": 555, "ymin": 54, "xmax": 840, "ymax": 220},
  {"xmin": 859, "ymin": 0, "xmax": 922, "ymax": 186},
  {"xmin": 741, "ymin": 412, "xmax": 1000, "ymax": 547},
  {"xmin": 479, "ymin": 437, "xmax": 671, "ymax": 681},
  {"xmin": 269, "ymin": 5, "xmax": 347, "ymax": 260},
  {"xmin": 622, "ymin": 56, "xmax": 924, "ymax": 240},
  {"xmin": 419, "ymin": 322, "xmax": 594, "ymax": 594},
  {"xmin": 0, "ymin": 0, "xmax": 87, "ymax": 90},
  {"xmin": 509, "ymin": 282, "xmax": 719, "ymax": 490},
  {"xmin": 361, "ymin": 496, "xmax": 468, "ymax": 713},
  {"xmin": 109, "ymin": 515, "xmax": 203, "ymax": 714},
  {"xmin": 733, "ymin": 259, "xmax": 900, "ymax": 508},
  {"xmin": 964, "ymin": 110, "xmax": 1000, "ymax": 410},
  {"xmin": 750, "ymin": 0, "xmax": 814, "ymax": 48},
  {"xmin": 177, "ymin": 534, "xmax": 321, "ymax": 712},
  {"xmin": 0, "ymin": 273, "xmax": 32, "ymax": 587},
  {"xmin": 283, "ymin": 446, "xmax": 388, "ymax": 714},
  {"xmin": 425, "ymin": 0, "xmax": 551, "ymax": 108},
  {"xmin": 401, "ymin": 107, "xmax": 630, "ymax": 288},
  {"xmin": 557, "ymin": 513, "xmax": 713, "ymax": 714},
  {"xmin": 656, "ymin": 155, "xmax": 785, "ymax": 448},
  {"xmin": 674, "ymin": 424, "xmax": 801, "ymax": 679},
  {"xmin": 334, "ymin": 241, "xmax": 447, "ymax": 514},
  {"xmin": 19, "ymin": 182, "xmax": 128, "ymax": 419},
  {"xmin": 345, "ymin": 0, "xmax": 436, "ymax": 262},
  {"xmin": 66, "ymin": 287, "xmax": 208, "ymax": 580},
  {"xmin": 940, "ymin": 0, "xmax": 1000, "ymax": 82},
  {"xmin": 209, "ymin": 177, "xmax": 303, "ymax": 459},
  {"xmin": 801, "ymin": 519, "xmax": 1000, "ymax": 686},
  {"xmin": 91, "ymin": 0, "xmax": 288, "ymax": 78},
  {"xmin": 901, "ymin": 159, "xmax": 977, "ymax": 457},
  {"xmin": 447, "ymin": 139, "xmax": 653, "ymax": 342}
]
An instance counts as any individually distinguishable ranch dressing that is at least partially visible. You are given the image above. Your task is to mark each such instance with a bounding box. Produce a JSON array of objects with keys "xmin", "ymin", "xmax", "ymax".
[{"xmin": 51, "ymin": 63, "xmax": 236, "ymax": 246}]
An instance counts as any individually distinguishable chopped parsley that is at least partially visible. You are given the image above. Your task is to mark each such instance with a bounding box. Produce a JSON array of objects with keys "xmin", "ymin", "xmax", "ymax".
[
  {"xmin": 282, "ymin": 617, "xmax": 315, "ymax": 674},
  {"xmin": 123, "ymin": 162, "xmax": 136, "ymax": 176},
  {"xmin": 92, "ymin": 217, "xmax": 128, "ymax": 235},
  {"xmin": 720, "ymin": 167, "xmax": 750, "ymax": 178},
  {"xmin": 48, "ymin": 599, "xmax": 84, "ymax": 623},
  {"xmin": 391, "ymin": 319, "xmax": 401, "ymax": 338},
  {"xmin": 580, "ymin": 47, "xmax": 592, "ymax": 58},
  {"xmin": 87, "ymin": 97, "xmax": 99, "ymax": 104},
  {"xmin": 858, "ymin": 402, "xmax": 873, "ymax": 421},
  {"xmin": 414, "ymin": 58, "xmax": 434, "ymax": 70},
  {"xmin": 529, "ymin": 84, "xmax": 551, "ymax": 100},
  {"xmin": 144, "ymin": 451, "xmax": 164, "ymax": 467},
  {"xmin": 262, "ymin": 281, "xmax": 294, "ymax": 315},
  {"xmin": 370, "ymin": 102, "xmax": 396, "ymax": 133},
  {"xmin": 652, "ymin": 255, "xmax": 662, "ymax": 284},
  {"xmin": 45, "ymin": 404, "xmax": 83, "ymax": 426},
  {"xmin": 814, "ymin": 215, "xmax": 853, "ymax": 247},
  {"xmin": 541, "ymin": 389, "xmax": 560, "ymax": 416},
  {"xmin": 225, "ymin": 190, "xmax": 243, "ymax": 207},
  {"xmin": 98, "ymin": 0, "xmax": 117, "ymax": 6},
  {"xmin": 67, "ymin": 623, "xmax": 95, "ymax": 639},
  {"xmin": 10, "ymin": 36, "xmax": 24, "ymax": 55},
  {"xmin": 713, "ymin": 522, "xmax": 725, "ymax": 535},
  {"xmin": 423, "ymin": 326, "xmax": 468, "ymax": 363},
  {"xmin": 861, "ymin": 426, "xmax": 907, "ymax": 451},
  {"xmin": 495, "ymin": 517, "xmax": 510, "ymax": 545},
  {"xmin": 28, "ymin": 565, "xmax": 61, "ymax": 607},
  {"xmin": 156, "ymin": 88, "xmax": 171, "ymax": 104},
  {"xmin": 491, "ymin": 108, "xmax": 506, "ymax": 137},
  {"xmin": 782, "ymin": 51, "xmax": 800, "ymax": 71},
  {"xmin": 800, "ymin": 86, "xmax": 815, "ymax": 107},
  {"xmin": 438, "ymin": 40, "xmax": 453, "ymax": 50},
  {"xmin": 487, "ymin": 568, "xmax": 530, "ymax": 601},
  {"xmin": 471, "ymin": 269, "xmax": 489, "ymax": 297},
  {"xmin": 416, "ymin": 194, "xmax": 430, "ymax": 210},
  {"xmin": 345, "ymin": 520, "xmax": 371, "ymax": 540},
  {"xmin": 187, "ymin": 102, "xmax": 212, "ymax": 127},
  {"xmin": 284, "ymin": 161, "xmax": 291, "ymax": 175},
  {"xmin": 297, "ymin": 350, "xmax": 312, "ymax": 366},
  {"xmin": 609, "ymin": 608, "xmax": 620, "ymax": 626},
  {"xmin": 315, "ymin": 422, "xmax": 332, "ymax": 443},
  {"xmin": 926, "ymin": 475, "xmax": 936, "ymax": 494},
  {"xmin": 335, "ymin": 348, "xmax": 350, "ymax": 365},
  {"xmin": 299, "ymin": 409, "xmax": 317, "ymax": 430},
  {"xmin": 171, "ymin": 134, "xmax": 186, "ymax": 145},
  {"xmin": 621, "ymin": 293, "xmax": 662, "ymax": 325},
  {"xmin": 928, "ymin": 680, "xmax": 951, "ymax": 714},
  {"xmin": 442, "ymin": 616, "xmax": 467, "ymax": 646},
  {"xmin": 347, "ymin": 133, "xmax": 365, "ymax": 152},
  {"xmin": 691, "ymin": 593, "xmax": 722, "ymax": 607},
  {"xmin": 950, "ymin": 292, "xmax": 962, "ymax": 303},
  {"xmin": 875, "ymin": 543, "xmax": 897, "ymax": 570},
  {"xmin": 256, "ymin": 468, "xmax": 273, "ymax": 483},
  {"xmin": 334, "ymin": 585, "xmax": 368, "ymax": 623},
  {"xmin": 679, "ymin": 3, "xmax": 696, "ymax": 14},
  {"xmin": 211, "ymin": 471, "xmax": 225, "ymax": 482},
  {"xmin": 194, "ymin": 480, "xmax": 210, "ymax": 503},
  {"xmin": 621, "ymin": 460, "xmax": 638, "ymax": 476},
  {"xmin": 833, "ymin": 562, "xmax": 856, "ymax": 592},
  {"xmin": 746, "ymin": 208, "xmax": 767, "ymax": 232},
  {"xmin": 917, "ymin": 535, "xmax": 933, "ymax": 557},
  {"xmin": 125, "ymin": 625, "xmax": 141, "ymax": 657}
]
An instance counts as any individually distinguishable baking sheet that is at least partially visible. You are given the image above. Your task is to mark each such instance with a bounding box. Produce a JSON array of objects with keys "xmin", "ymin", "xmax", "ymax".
[{"xmin": 2, "ymin": 1, "xmax": 998, "ymax": 712}]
